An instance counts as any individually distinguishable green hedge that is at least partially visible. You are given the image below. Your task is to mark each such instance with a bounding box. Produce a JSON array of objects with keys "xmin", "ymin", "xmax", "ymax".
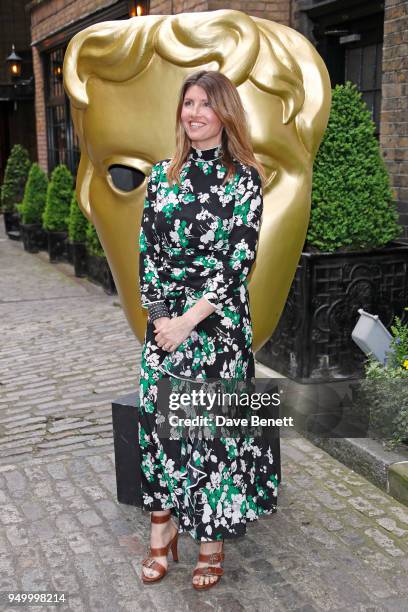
[
  {"xmin": 0, "ymin": 145, "xmax": 31, "ymax": 214},
  {"xmin": 68, "ymin": 194, "xmax": 88, "ymax": 242},
  {"xmin": 17, "ymin": 163, "xmax": 48, "ymax": 224},
  {"xmin": 42, "ymin": 164, "xmax": 73, "ymax": 231},
  {"xmin": 307, "ymin": 82, "xmax": 402, "ymax": 252},
  {"xmin": 85, "ymin": 220, "xmax": 105, "ymax": 257},
  {"xmin": 354, "ymin": 309, "xmax": 408, "ymax": 446}
]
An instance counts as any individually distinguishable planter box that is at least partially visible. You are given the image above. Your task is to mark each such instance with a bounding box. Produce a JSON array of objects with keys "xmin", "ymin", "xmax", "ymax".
[
  {"xmin": 20, "ymin": 223, "xmax": 47, "ymax": 253},
  {"xmin": 47, "ymin": 230, "xmax": 68, "ymax": 263},
  {"xmin": 3, "ymin": 211, "xmax": 21, "ymax": 240},
  {"xmin": 87, "ymin": 253, "xmax": 117, "ymax": 295},
  {"xmin": 72, "ymin": 242, "xmax": 87, "ymax": 277},
  {"xmin": 36, "ymin": 227, "xmax": 48, "ymax": 251},
  {"xmin": 66, "ymin": 240, "xmax": 74, "ymax": 264},
  {"xmin": 255, "ymin": 241, "xmax": 408, "ymax": 383}
]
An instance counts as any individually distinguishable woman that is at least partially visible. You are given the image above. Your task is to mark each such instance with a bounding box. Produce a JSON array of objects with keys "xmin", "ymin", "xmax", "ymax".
[{"xmin": 138, "ymin": 70, "xmax": 280, "ymax": 590}]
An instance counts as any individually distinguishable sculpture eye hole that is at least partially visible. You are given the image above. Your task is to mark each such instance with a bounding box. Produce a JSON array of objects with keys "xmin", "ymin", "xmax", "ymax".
[{"xmin": 108, "ymin": 164, "xmax": 145, "ymax": 192}]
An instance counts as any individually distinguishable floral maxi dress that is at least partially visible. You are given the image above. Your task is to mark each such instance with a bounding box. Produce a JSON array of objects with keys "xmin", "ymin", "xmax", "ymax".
[{"xmin": 137, "ymin": 144, "xmax": 280, "ymax": 541}]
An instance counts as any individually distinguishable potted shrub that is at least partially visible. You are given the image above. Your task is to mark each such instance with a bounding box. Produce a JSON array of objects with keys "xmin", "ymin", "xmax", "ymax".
[
  {"xmin": 0, "ymin": 144, "xmax": 31, "ymax": 240},
  {"xmin": 42, "ymin": 164, "xmax": 73, "ymax": 262},
  {"xmin": 256, "ymin": 82, "xmax": 407, "ymax": 383},
  {"xmin": 351, "ymin": 309, "xmax": 408, "ymax": 448},
  {"xmin": 67, "ymin": 193, "xmax": 88, "ymax": 276},
  {"xmin": 86, "ymin": 221, "xmax": 116, "ymax": 295},
  {"xmin": 16, "ymin": 163, "xmax": 48, "ymax": 253}
]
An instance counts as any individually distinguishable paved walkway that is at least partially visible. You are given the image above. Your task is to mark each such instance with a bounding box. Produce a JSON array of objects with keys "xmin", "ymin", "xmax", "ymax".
[{"xmin": 0, "ymin": 221, "xmax": 408, "ymax": 612}]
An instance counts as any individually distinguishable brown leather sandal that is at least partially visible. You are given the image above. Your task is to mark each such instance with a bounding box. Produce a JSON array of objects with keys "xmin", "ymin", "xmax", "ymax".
[
  {"xmin": 192, "ymin": 541, "xmax": 225, "ymax": 590},
  {"xmin": 141, "ymin": 511, "xmax": 179, "ymax": 584}
]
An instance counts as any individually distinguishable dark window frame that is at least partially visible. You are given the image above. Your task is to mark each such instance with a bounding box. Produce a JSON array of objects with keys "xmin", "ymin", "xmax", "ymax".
[
  {"xmin": 301, "ymin": 0, "xmax": 384, "ymax": 137},
  {"xmin": 43, "ymin": 45, "xmax": 80, "ymax": 175}
]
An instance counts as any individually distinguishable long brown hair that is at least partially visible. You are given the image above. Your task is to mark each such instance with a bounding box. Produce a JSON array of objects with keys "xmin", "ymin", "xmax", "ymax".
[{"xmin": 167, "ymin": 70, "xmax": 266, "ymax": 187}]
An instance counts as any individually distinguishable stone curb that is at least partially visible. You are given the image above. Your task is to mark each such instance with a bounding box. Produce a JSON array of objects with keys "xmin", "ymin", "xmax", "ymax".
[
  {"xmin": 388, "ymin": 461, "xmax": 408, "ymax": 506},
  {"xmin": 254, "ymin": 360, "xmax": 408, "ymax": 508}
]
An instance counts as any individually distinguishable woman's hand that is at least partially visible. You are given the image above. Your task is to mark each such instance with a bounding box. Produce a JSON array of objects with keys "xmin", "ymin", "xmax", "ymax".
[{"xmin": 153, "ymin": 315, "xmax": 195, "ymax": 352}]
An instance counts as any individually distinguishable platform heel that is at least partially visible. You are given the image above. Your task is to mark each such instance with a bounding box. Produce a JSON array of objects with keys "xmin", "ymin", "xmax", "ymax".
[{"xmin": 141, "ymin": 512, "xmax": 179, "ymax": 584}]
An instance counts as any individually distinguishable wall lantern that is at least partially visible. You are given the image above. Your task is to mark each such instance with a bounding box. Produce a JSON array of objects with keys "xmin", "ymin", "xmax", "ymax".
[
  {"xmin": 6, "ymin": 44, "xmax": 22, "ymax": 79},
  {"xmin": 128, "ymin": 1, "xmax": 149, "ymax": 17}
]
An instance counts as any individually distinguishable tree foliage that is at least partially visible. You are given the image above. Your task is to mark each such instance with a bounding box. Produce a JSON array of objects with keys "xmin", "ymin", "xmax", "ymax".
[
  {"xmin": 86, "ymin": 221, "xmax": 105, "ymax": 257},
  {"xmin": 67, "ymin": 193, "xmax": 88, "ymax": 242},
  {"xmin": 17, "ymin": 163, "xmax": 48, "ymax": 224},
  {"xmin": 307, "ymin": 82, "xmax": 402, "ymax": 252},
  {"xmin": 42, "ymin": 164, "xmax": 73, "ymax": 231},
  {"xmin": 0, "ymin": 145, "xmax": 31, "ymax": 213}
]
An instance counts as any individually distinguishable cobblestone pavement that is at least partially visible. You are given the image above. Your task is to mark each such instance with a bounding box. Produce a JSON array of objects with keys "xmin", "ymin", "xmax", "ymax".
[
  {"xmin": 0, "ymin": 225, "xmax": 140, "ymax": 466},
  {"xmin": 1, "ymin": 223, "xmax": 408, "ymax": 612}
]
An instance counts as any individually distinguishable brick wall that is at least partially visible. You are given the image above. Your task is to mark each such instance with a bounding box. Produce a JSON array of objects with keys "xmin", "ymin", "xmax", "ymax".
[
  {"xmin": 150, "ymin": 0, "xmax": 291, "ymax": 23},
  {"xmin": 30, "ymin": 0, "xmax": 116, "ymax": 43},
  {"xmin": 207, "ymin": 1, "xmax": 291, "ymax": 22},
  {"xmin": 149, "ymin": 0, "xmax": 172, "ymax": 13},
  {"xmin": 154, "ymin": 0, "xmax": 208, "ymax": 13},
  {"xmin": 382, "ymin": 0, "xmax": 408, "ymax": 241},
  {"xmin": 31, "ymin": 45, "xmax": 47, "ymax": 171}
]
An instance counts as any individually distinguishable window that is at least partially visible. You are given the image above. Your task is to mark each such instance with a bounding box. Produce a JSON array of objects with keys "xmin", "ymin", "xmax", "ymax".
[
  {"xmin": 302, "ymin": 0, "xmax": 384, "ymax": 138},
  {"xmin": 345, "ymin": 42, "xmax": 383, "ymax": 136},
  {"xmin": 43, "ymin": 46, "xmax": 80, "ymax": 174}
]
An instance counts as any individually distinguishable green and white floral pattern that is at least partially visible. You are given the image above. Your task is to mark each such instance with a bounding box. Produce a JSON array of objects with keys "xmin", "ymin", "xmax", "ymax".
[{"xmin": 137, "ymin": 144, "xmax": 280, "ymax": 540}]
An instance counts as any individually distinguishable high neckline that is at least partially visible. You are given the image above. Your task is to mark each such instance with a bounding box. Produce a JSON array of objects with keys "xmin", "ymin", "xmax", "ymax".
[{"xmin": 189, "ymin": 143, "xmax": 223, "ymax": 162}]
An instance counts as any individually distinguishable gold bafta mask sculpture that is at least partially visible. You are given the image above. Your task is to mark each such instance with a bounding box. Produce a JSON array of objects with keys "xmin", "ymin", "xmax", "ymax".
[{"xmin": 63, "ymin": 10, "xmax": 331, "ymax": 351}]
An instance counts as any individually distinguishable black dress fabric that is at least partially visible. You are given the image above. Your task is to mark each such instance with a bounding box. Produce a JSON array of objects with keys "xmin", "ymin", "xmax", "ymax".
[{"xmin": 137, "ymin": 143, "xmax": 280, "ymax": 541}]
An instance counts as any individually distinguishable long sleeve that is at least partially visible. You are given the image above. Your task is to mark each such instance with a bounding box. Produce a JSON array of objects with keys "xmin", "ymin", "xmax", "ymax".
[
  {"xmin": 139, "ymin": 163, "xmax": 165, "ymax": 308},
  {"xmin": 202, "ymin": 166, "xmax": 263, "ymax": 314}
]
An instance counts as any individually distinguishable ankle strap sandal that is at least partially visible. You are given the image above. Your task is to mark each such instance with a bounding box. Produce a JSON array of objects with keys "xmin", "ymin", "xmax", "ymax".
[
  {"xmin": 141, "ymin": 511, "xmax": 179, "ymax": 584},
  {"xmin": 192, "ymin": 541, "xmax": 225, "ymax": 590}
]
